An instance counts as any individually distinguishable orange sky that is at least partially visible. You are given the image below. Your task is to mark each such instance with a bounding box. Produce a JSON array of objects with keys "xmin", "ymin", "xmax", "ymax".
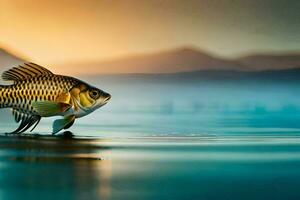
[{"xmin": 0, "ymin": 0, "xmax": 299, "ymax": 67}]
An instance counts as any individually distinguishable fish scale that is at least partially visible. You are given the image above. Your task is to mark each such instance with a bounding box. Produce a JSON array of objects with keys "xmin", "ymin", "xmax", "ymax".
[{"xmin": 0, "ymin": 75, "xmax": 76, "ymax": 114}]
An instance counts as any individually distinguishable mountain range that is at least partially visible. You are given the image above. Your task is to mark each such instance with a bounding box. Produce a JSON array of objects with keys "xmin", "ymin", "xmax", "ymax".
[
  {"xmin": 0, "ymin": 47, "xmax": 300, "ymax": 75},
  {"xmin": 56, "ymin": 47, "xmax": 300, "ymax": 74}
]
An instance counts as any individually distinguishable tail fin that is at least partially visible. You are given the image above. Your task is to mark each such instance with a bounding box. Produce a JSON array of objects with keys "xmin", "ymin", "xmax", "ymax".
[{"xmin": 0, "ymin": 85, "xmax": 8, "ymax": 108}]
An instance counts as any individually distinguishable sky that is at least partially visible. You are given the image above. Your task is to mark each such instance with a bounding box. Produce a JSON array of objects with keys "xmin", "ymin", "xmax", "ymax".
[{"xmin": 0, "ymin": 0, "xmax": 299, "ymax": 65}]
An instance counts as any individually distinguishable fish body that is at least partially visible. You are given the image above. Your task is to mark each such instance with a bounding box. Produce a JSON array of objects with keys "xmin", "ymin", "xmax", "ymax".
[{"xmin": 0, "ymin": 63, "xmax": 111, "ymax": 134}]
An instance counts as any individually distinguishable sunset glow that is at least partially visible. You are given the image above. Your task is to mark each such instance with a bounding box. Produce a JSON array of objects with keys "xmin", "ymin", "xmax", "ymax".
[{"xmin": 1, "ymin": 0, "xmax": 299, "ymax": 72}]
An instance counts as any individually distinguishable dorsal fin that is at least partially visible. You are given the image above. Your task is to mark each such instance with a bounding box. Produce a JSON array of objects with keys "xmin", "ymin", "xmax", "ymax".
[{"xmin": 2, "ymin": 62, "xmax": 53, "ymax": 82}]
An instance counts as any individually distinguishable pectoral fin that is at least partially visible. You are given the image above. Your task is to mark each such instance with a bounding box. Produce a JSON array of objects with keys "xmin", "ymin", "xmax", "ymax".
[
  {"xmin": 52, "ymin": 115, "xmax": 76, "ymax": 135},
  {"xmin": 32, "ymin": 101, "xmax": 71, "ymax": 117},
  {"xmin": 32, "ymin": 91, "xmax": 72, "ymax": 117}
]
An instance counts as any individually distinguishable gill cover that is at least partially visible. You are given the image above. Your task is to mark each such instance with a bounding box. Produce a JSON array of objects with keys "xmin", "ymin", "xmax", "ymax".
[{"xmin": 70, "ymin": 84, "xmax": 96, "ymax": 111}]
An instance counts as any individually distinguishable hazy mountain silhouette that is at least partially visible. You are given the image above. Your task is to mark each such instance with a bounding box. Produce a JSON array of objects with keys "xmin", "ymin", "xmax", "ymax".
[
  {"xmin": 1, "ymin": 46, "xmax": 300, "ymax": 74},
  {"xmin": 57, "ymin": 47, "xmax": 244, "ymax": 74},
  {"xmin": 57, "ymin": 47, "xmax": 300, "ymax": 74}
]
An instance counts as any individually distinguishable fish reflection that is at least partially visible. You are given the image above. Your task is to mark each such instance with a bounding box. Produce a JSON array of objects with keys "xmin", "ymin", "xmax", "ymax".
[{"xmin": 0, "ymin": 134, "xmax": 112, "ymax": 200}]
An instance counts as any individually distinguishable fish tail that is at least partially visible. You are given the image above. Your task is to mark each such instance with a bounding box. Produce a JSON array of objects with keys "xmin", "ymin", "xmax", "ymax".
[{"xmin": 0, "ymin": 85, "xmax": 9, "ymax": 109}]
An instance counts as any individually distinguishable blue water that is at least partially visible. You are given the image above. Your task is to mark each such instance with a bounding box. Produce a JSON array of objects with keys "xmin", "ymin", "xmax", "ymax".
[
  {"xmin": 1, "ymin": 135, "xmax": 300, "ymax": 200},
  {"xmin": 1, "ymin": 76, "xmax": 300, "ymax": 199}
]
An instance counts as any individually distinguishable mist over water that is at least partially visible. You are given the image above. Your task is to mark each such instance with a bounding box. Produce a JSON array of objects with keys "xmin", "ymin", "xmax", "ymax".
[
  {"xmin": 62, "ymin": 74, "xmax": 300, "ymax": 136},
  {"xmin": 2, "ymin": 73, "xmax": 300, "ymax": 135},
  {"xmin": 0, "ymin": 73, "xmax": 299, "ymax": 136}
]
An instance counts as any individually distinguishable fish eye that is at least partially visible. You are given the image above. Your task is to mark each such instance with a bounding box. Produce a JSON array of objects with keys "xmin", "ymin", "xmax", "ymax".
[{"xmin": 89, "ymin": 90, "xmax": 100, "ymax": 100}]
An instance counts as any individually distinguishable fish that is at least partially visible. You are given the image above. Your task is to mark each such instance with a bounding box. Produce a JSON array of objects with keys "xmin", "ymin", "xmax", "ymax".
[{"xmin": 0, "ymin": 62, "xmax": 111, "ymax": 134}]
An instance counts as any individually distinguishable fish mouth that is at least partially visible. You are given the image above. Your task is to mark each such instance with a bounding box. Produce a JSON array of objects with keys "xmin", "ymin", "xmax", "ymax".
[
  {"xmin": 104, "ymin": 94, "xmax": 111, "ymax": 103},
  {"xmin": 73, "ymin": 94, "xmax": 110, "ymax": 111},
  {"xmin": 97, "ymin": 95, "xmax": 110, "ymax": 107}
]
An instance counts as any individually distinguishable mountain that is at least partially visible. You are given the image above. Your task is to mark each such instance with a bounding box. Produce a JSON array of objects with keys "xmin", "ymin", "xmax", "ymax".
[
  {"xmin": 1, "ymin": 46, "xmax": 300, "ymax": 75},
  {"xmin": 57, "ymin": 47, "xmax": 244, "ymax": 74},
  {"xmin": 57, "ymin": 47, "xmax": 300, "ymax": 74}
]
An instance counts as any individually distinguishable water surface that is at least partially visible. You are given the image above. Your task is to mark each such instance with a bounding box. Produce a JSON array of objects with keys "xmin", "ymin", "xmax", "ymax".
[{"xmin": 0, "ymin": 134, "xmax": 300, "ymax": 200}]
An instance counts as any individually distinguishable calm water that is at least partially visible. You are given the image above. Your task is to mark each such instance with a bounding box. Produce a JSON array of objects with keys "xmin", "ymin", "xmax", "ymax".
[
  {"xmin": 1, "ymin": 77, "xmax": 300, "ymax": 199},
  {"xmin": 1, "ymin": 135, "xmax": 300, "ymax": 200}
]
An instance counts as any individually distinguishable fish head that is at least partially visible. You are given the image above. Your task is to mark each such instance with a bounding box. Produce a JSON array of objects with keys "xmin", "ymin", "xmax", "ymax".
[{"xmin": 70, "ymin": 82, "xmax": 111, "ymax": 116}]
